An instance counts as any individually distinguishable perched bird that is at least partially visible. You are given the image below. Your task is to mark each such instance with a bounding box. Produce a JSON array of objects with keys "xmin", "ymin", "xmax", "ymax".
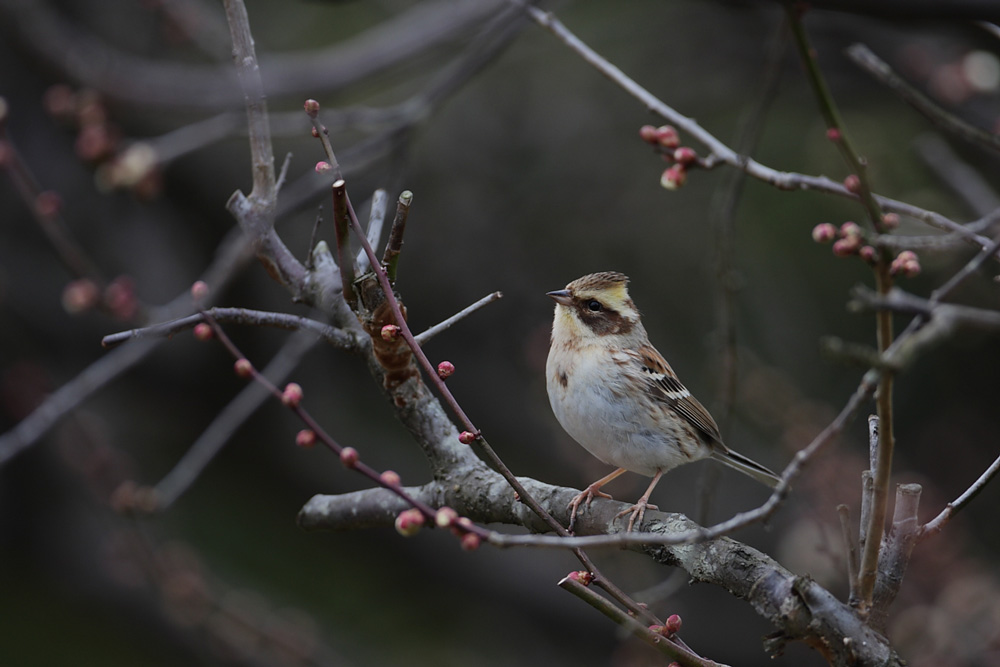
[{"xmin": 545, "ymin": 271, "xmax": 780, "ymax": 532}]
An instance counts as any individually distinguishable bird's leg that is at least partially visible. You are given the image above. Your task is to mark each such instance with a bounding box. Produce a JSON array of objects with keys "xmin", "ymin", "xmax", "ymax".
[
  {"xmin": 567, "ymin": 467, "xmax": 628, "ymax": 533},
  {"xmin": 616, "ymin": 470, "xmax": 664, "ymax": 532}
]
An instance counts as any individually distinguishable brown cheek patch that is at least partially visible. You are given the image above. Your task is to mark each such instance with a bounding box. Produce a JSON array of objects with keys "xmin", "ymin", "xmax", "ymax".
[{"xmin": 577, "ymin": 306, "xmax": 634, "ymax": 336}]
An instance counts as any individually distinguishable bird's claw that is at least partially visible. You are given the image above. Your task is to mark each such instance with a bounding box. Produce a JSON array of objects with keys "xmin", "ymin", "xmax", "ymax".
[
  {"xmin": 567, "ymin": 485, "xmax": 614, "ymax": 533},
  {"xmin": 616, "ymin": 498, "xmax": 658, "ymax": 532}
]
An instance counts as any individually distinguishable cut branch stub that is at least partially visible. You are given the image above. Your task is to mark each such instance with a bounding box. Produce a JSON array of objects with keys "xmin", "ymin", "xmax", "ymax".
[{"xmin": 356, "ymin": 273, "xmax": 417, "ymax": 393}]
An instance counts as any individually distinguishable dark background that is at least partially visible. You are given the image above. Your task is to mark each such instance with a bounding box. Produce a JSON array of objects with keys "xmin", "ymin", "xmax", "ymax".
[{"xmin": 2, "ymin": 1, "xmax": 999, "ymax": 665}]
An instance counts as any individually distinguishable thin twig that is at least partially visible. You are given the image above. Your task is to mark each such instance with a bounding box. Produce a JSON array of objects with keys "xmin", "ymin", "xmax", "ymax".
[
  {"xmin": 838, "ymin": 504, "xmax": 860, "ymax": 605},
  {"xmin": 331, "ymin": 179, "xmax": 358, "ymax": 305},
  {"xmin": 357, "ymin": 188, "xmax": 388, "ymax": 273},
  {"xmin": 101, "ymin": 307, "xmax": 362, "ymax": 351},
  {"xmin": 382, "ymin": 190, "xmax": 412, "ymax": 284},
  {"xmin": 414, "ymin": 292, "xmax": 504, "ymax": 345},
  {"xmin": 847, "ymin": 43, "xmax": 1000, "ymax": 154},
  {"xmin": 919, "ymin": 453, "xmax": 1000, "ymax": 540},
  {"xmin": 557, "ymin": 577, "xmax": 719, "ymax": 667}
]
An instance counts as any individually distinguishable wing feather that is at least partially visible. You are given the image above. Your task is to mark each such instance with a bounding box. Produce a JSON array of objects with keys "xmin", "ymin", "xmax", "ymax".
[{"xmin": 634, "ymin": 346, "xmax": 723, "ymax": 444}]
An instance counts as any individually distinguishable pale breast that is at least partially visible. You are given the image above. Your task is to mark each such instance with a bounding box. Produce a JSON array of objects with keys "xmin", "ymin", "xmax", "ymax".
[{"xmin": 546, "ymin": 344, "xmax": 712, "ymax": 476}]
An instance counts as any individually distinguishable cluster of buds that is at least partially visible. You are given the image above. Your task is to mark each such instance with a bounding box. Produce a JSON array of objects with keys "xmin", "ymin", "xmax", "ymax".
[
  {"xmin": 813, "ymin": 221, "xmax": 921, "ymax": 276},
  {"xmin": 890, "ymin": 250, "xmax": 921, "ymax": 278},
  {"xmin": 812, "ymin": 221, "xmax": 876, "ymax": 262},
  {"xmin": 639, "ymin": 124, "xmax": 699, "ymax": 191},
  {"xmin": 43, "ymin": 85, "xmax": 162, "ymax": 197},
  {"xmin": 63, "ymin": 275, "xmax": 138, "ymax": 320},
  {"xmin": 431, "ymin": 507, "xmax": 480, "ymax": 550}
]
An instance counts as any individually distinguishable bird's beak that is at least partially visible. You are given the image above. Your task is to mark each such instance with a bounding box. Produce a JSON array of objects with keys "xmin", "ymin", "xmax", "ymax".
[{"xmin": 546, "ymin": 289, "xmax": 573, "ymax": 306}]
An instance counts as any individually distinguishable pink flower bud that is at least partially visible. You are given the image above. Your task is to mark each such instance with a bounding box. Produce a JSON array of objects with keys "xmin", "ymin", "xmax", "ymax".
[
  {"xmin": 859, "ymin": 245, "xmax": 877, "ymax": 264},
  {"xmin": 193, "ymin": 323, "xmax": 213, "ymax": 341},
  {"xmin": 672, "ymin": 146, "xmax": 697, "ymax": 165},
  {"xmin": 380, "ymin": 470, "xmax": 401, "ymax": 487},
  {"xmin": 61, "ymin": 279, "xmax": 99, "ymax": 314},
  {"xmin": 234, "ymin": 358, "xmax": 253, "ymax": 378},
  {"xmin": 460, "ymin": 532, "xmax": 481, "ymax": 551},
  {"xmin": 566, "ymin": 570, "xmax": 593, "ymax": 585},
  {"xmin": 340, "ymin": 446, "xmax": 359, "ymax": 468},
  {"xmin": 437, "ymin": 361, "xmax": 455, "ymax": 379},
  {"xmin": 655, "ymin": 125, "xmax": 680, "ymax": 149},
  {"xmin": 660, "ymin": 164, "xmax": 686, "ymax": 190},
  {"xmin": 295, "ymin": 429, "xmax": 316, "ymax": 448},
  {"xmin": 840, "ymin": 221, "xmax": 862, "ymax": 239},
  {"xmin": 663, "ymin": 613, "xmax": 682, "ymax": 636},
  {"xmin": 303, "ymin": 99, "xmax": 320, "ymax": 117},
  {"xmin": 891, "ymin": 251, "xmax": 921, "ymax": 277},
  {"xmin": 843, "ymin": 174, "xmax": 861, "ymax": 194},
  {"xmin": 458, "ymin": 431, "xmax": 476, "ymax": 445},
  {"xmin": 281, "ymin": 382, "xmax": 303, "ymax": 407},
  {"xmin": 882, "ymin": 212, "xmax": 900, "ymax": 229},
  {"xmin": 639, "ymin": 125, "xmax": 659, "ymax": 143},
  {"xmin": 394, "ymin": 508, "xmax": 425, "ymax": 537},
  {"xmin": 190, "ymin": 280, "xmax": 209, "ymax": 301},
  {"xmin": 832, "ymin": 238, "xmax": 858, "ymax": 257},
  {"xmin": 314, "ymin": 161, "xmax": 331, "ymax": 174},
  {"xmin": 826, "ymin": 127, "xmax": 841, "ymax": 142},
  {"xmin": 380, "ymin": 324, "xmax": 400, "ymax": 341},
  {"xmin": 310, "ymin": 127, "xmax": 320, "ymax": 138},
  {"xmin": 811, "ymin": 223, "xmax": 837, "ymax": 243},
  {"xmin": 435, "ymin": 506, "xmax": 458, "ymax": 528}
]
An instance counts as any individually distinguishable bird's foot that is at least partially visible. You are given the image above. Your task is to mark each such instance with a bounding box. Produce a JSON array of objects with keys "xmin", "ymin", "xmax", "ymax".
[
  {"xmin": 567, "ymin": 484, "xmax": 614, "ymax": 533},
  {"xmin": 616, "ymin": 498, "xmax": 659, "ymax": 532}
]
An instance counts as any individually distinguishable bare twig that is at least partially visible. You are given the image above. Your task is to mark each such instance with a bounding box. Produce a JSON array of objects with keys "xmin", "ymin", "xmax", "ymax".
[
  {"xmin": 357, "ymin": 188, "xmax": 388, "ymax": 273},
  {"xmin": 414, "ymin": 292, "xmax": 504, "ymax": 345},
  {"xmin": 382, "ymin": 190, "xmax": 412, "ymax": 284},
  {"xmin": 847, "ymin": 43, "xmax": 1000, "ymax": 154},
  {"xmin": 920, "ymin": 453, "xmax": 1000, "ymax": 540},
  {"xmin": 838, "ymin": 504, "xmax": 860, "ymax": 605},
  {"xmin": 330, "ymin": 180, "xmax": 358, "ymax": 306},
  {"xmin": 101, "ymin": 307, "xmax": 363, "ymax": 351},
  {"xmin": 557, "ymin": 577, "xmax": 718, "ymax": 667}
]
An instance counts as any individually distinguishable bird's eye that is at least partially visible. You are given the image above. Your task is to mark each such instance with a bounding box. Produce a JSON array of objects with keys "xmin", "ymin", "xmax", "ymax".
[{"xmin": 586, "ymin": 299, "xmax": 603, "ymax": 312}]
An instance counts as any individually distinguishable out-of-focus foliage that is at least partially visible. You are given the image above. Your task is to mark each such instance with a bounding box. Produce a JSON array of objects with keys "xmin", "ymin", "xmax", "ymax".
[{"xmin": 1, "ymin": 1, "xmax": 999, "ymax": 665}]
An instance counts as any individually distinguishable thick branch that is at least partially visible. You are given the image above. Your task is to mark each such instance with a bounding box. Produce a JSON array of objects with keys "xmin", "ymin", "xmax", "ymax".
[{"xmin": 300, "ymin": 466, "xmax": 901, "ymax": 666}]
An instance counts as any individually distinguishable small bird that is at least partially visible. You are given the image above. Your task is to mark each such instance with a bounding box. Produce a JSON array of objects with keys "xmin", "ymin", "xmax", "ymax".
[{"xmin": 545, "ymin": 271, "xmax": 780, "ymax": 532}]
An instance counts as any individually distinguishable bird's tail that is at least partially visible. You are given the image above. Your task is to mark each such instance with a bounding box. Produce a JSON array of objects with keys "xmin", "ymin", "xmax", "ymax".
[{"xmin": 712, "ymin": 448, "xmax": 781, "ymax": 489}]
